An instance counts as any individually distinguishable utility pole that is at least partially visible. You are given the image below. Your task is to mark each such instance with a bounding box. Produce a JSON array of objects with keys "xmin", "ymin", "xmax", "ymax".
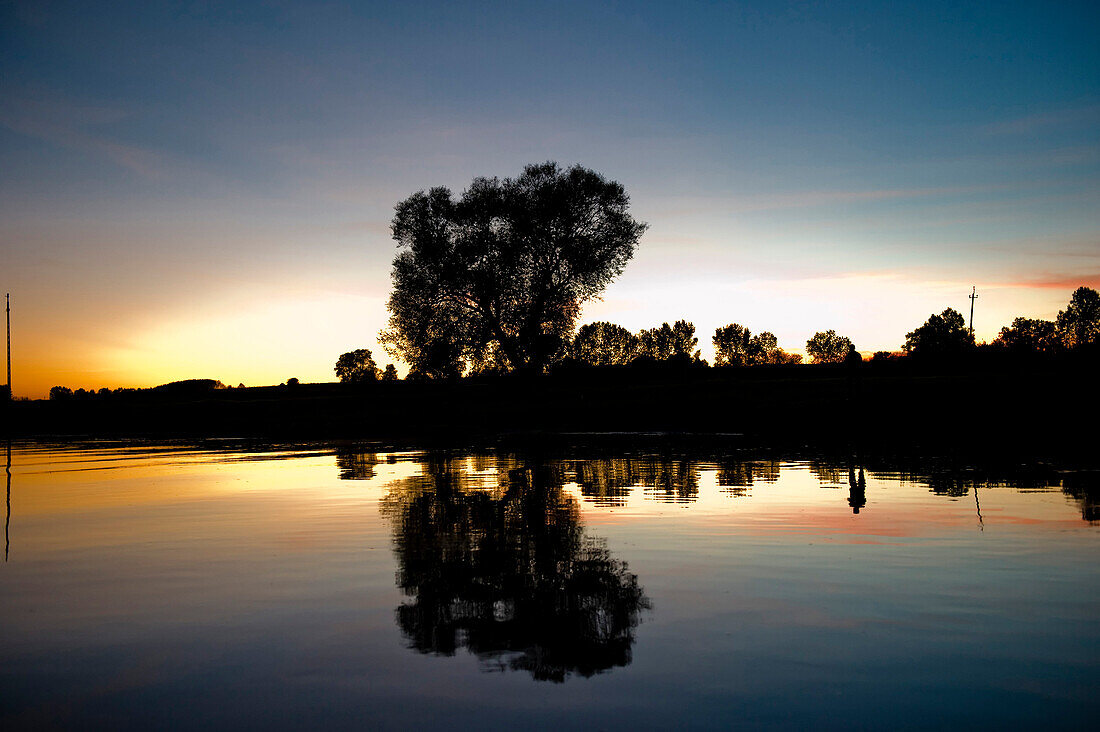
[
  {"xmin": 968, "ymin": 288, "xmax": 976, "ymax": 339},
  {"xmin": 5, "ymin": 293, "xmax": 10, "ymax": 401}
]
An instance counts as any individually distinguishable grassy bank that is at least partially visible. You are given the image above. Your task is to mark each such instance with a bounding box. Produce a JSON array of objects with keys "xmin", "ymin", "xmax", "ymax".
[{"xmin": 4, "ymin": 359, "xmax": 1095, "ymax": 461}]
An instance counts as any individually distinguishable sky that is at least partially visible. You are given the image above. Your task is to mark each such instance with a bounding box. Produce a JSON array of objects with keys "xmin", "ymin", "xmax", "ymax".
[{"xmin": 2, "ymin": 0, "xmax": 1098, "ymax": 397}]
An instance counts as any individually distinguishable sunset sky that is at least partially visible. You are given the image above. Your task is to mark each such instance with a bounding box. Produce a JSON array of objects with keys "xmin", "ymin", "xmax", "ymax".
[{"xmin": 2, "ymin": 0, "xmax": 1098, "ymax": 397}]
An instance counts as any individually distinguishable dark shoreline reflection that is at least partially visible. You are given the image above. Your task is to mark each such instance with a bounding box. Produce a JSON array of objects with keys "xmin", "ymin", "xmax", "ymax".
[
  {"xmin": 1062, "ymin": 473, "xmax": 1100, "ymax": 524},
  {"xmin": 378, "ymin": 454, "xmax": 650, "ymax": 682}
]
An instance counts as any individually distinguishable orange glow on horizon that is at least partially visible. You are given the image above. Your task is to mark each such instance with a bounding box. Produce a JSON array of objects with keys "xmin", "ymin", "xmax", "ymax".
[{"xmin": 5, "ymin": 274, "xmax": 1093, "ymax": 399}]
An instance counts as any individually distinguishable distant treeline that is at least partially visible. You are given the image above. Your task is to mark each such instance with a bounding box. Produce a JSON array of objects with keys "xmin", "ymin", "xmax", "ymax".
[
  {"xmin": 350, "ymin": 163, "xmax": 1100, "ymax": 384},
  {"xmin": 329, "ymin": 285, "xmax": 1100, "ymax": 383},
  {"xmin": 47, "ymin": 379, "xmax": 234, "ymax": 401},
  {"xmin": 42, "ymin": 286, "xmax": 1098, "ymax": 397}
]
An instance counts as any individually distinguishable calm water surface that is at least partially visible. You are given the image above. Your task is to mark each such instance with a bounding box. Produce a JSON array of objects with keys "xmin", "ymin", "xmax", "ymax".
[{"xmin": 1, "ymin": 440, "xmax": 1098, "ymax": 729}]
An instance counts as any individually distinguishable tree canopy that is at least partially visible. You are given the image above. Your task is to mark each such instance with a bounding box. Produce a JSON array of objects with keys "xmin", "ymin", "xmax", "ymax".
[
  {"xmin": 571, "ymin": 321, "xmax": 638, "ymax": 366},
  {"xmin": 636, "ymin": 320, "xmax": 700, "ymax": 362},
  {"xmin": 712, "ymin": 324, "xmax": 752, "ymax": 366},
  {"xmin": 714, "ymin": 324, "xmax": 799, "ymax": 366},
  {"xmin": 1055, "ymin": 286, "xmax": 1100, "ymax": 350},
  {"xmin": 379, "ymin": 162, "xmax": 647, "ymax": 376},
  {"xmin": 335, "ymin": 349, "xmax": 381, "ymax": 383},
  {"xmin": 993, "ymin": 317, "xmax": 1057, "ymax": 353},
  {"xmin": 806, "ymin": 330, "xmax": 853, "ymax": 364},
  {"xmin": 902, "ymin": 309, "xmax": 973, "ymax": 357}
]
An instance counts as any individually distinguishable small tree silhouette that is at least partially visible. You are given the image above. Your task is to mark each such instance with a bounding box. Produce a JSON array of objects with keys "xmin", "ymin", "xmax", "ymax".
[
  {"xmin": 714, "ymin": 324, "xmax": 799, "ymax": 366},
  {"xmin": 806, "ymin": 330, "xmax": 853, "ymax": 364},
  {"xmin": 335, "ymin": 349, "xmax": 381, "ymax": 383},
  {"xmin": 1055, "ymin": 286, "xmax": 1100, "ymax": 349},
  {"xmin": 49, "ymin": 386, "xmax": 73, "ymax": 400},
  {"xmin": 902, "ymin": 309, "xmax": 973, "ymax": 357},
  {"xmin": 992, "ymin": 317, "xmax": 1057, "ymax": 354},
  {"xmin": 637, "ymin": 320, "xmax": 700, "ymax": 362},
  {"xmin": 571, "ymin": 322, "xmax": 639, "ymax": 366}
]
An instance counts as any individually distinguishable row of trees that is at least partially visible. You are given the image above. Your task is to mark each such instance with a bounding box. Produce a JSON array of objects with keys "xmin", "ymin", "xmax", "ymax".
[
  {"xmin": 337, "ymin": 285, "xmax": 1099, "ymax": 381},
  {"xmin": 369, "ymin": 162, "xmax": 1100, "ymax": 381},
  {"xmin": 570, "ymin": 321, "xmax": 844, "ymax": 367},
  {"xmin": 48, "ymin": 379, "xmax": 234, "ymax": 400},
  {"xmin": 988, "ymin": 286, "xmax": 1100, "ymax": 354},
  {"xmin": 571, "ymin": 320, "xmax": 700, "ymax": 366},
  {"xmin": 334, "ymin": 349, "xmax": 398, "ymax": 383},
  {"xmin": 899, "ymin": 286, "xmax": 1100, "ymax": 358}
]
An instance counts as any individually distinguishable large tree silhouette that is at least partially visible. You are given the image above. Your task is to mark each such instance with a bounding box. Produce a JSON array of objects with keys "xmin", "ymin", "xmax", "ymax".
[{"xmin": 379, "ymin": 163, "xmax": 647, "ymax": 376}]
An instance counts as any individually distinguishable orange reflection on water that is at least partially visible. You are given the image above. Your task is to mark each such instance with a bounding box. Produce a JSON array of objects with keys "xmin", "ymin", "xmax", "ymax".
[
  {"xmin": 567, "ymin": 461, "xmax": 1086, "ymax": 542},
  {"xmin": 2, "ymin": 440, "xmax": 1098, "ymax": 728}
]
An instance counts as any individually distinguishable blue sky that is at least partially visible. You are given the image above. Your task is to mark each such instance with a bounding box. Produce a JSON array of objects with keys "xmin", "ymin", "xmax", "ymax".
[{"xmin": 2, "ymin": 1, "xmax": 1098, "ymax": 394}]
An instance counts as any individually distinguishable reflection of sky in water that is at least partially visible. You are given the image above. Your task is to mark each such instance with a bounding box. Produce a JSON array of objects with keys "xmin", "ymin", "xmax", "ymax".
[{"xmin": 1, "ymin": 442, "xmax": 1097, "ymax": 729}]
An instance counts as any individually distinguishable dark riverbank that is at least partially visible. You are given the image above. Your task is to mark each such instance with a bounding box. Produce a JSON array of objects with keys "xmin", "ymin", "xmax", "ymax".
[{"xmin": 4, "ymin": 359, "xmax": 1096, "ymax": 462}]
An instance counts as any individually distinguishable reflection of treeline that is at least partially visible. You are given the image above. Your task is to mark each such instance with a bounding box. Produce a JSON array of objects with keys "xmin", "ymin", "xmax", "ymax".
[
  {"xmin": 335, "ymin": 446, "xmax": 382, "ymax": 480},
  {"xmin": 572, "ymin": 455, "xmax": 701, "ymax": 504},
  {"xmin": 846, "ymin": 457, "xmax": 1100, "ymax": 524},
  {"xmin": 363, "ymin": 451, "xmax": 1100, "ymax": 523},
  {"xmin": 716, "ymin": 459, "xmax": 781, "ymax": 497}
]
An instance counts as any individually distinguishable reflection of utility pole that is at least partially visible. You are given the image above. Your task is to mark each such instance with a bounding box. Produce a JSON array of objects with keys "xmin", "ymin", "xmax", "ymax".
[
  {"xmin": 974, "ymin": 482, "xmax": 984, "ymax": 532},
  {"xmin": 968, "ymin": 286, "xmax": 978, "ymax": 338},
  {"xmin": 5, "ymin": 440, "xmax": 11, "ymax": 561}
]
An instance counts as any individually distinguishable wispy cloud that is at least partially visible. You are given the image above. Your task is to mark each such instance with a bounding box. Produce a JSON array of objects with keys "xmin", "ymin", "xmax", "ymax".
[
  {"xmin": 742, "ymin": 268, "xmax": 1100, "ymax": 293},
  {"xmin": 336, "ymin": 220, "xmax": 392, "ymax": 236},
  {"xmin": 651, "ymin": 185, "xmax": 1007, "ymax": 217},
  {"xmin": 0, "ymin": 89, "xmax": 166, "ymax": 176},
  {"xmin": 983, "ymin": 103, "xmax": 1100, "ymax": 136},
  {"xmin": 975, "ymin": 232, "xmax": 1100, "ymax": 261},
  {"xmin": 990, "ymin": 273, "xmax": 1100, "ymax": 290}
]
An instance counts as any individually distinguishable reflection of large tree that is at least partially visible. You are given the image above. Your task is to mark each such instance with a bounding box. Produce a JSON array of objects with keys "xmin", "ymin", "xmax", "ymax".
[{"xmin": 381, "ymin": 455, "xmax": 649, "ymax": 682}]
